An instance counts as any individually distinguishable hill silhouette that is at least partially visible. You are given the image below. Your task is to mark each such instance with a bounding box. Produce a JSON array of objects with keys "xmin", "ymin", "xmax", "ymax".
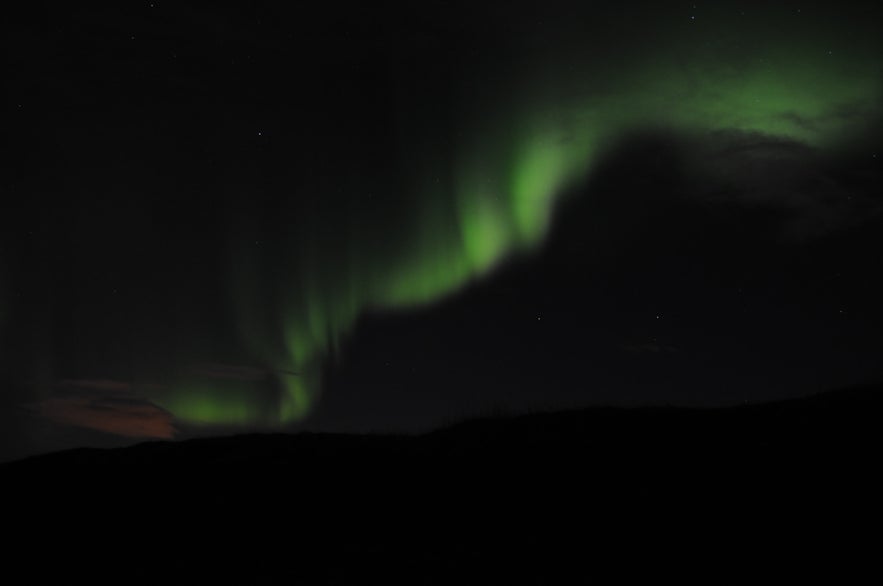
[{"xmin": 3, "ymin": 385, "xmax": 881, "ymax": 583}]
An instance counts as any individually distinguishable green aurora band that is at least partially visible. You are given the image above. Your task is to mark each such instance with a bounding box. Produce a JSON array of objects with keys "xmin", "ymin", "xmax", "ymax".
[{"xmin": 154, "ymin": 8, "xmax": 883, "ymax": 428}]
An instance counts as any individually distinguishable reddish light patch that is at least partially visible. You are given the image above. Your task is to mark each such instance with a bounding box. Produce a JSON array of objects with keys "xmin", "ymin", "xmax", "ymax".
[{"xmin": 33, "ymin": 396, "xmax": 175, "ymax": 439}]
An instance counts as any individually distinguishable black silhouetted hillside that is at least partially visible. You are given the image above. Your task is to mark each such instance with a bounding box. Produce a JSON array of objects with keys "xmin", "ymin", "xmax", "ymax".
[{"xmin": 3, "ymin": 385, "xmax": 881, "ymax": 583}]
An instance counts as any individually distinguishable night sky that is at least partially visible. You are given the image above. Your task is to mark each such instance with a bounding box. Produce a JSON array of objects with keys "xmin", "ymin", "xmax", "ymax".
[{"xmin": 2, "ymin": 0, "xmax": 882, "ymax": 460}]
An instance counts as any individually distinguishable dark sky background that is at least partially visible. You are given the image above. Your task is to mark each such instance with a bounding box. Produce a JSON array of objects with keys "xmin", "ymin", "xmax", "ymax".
[{"xmin": 2, "ymin": 0, "xmax": 882, "ymax": 461}]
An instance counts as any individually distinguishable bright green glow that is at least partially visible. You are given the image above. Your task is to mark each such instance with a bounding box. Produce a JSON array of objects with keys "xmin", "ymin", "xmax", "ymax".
[
  {"xmin": 510, "ymin": 128, "xmax": 598, "ymax": 246},
  {"xmin": 155, "ymin": 9, "xmax": 882, "ymax": 427},
  {"xmin": 460, "ymin": 193, "xmax": 511, "ymax": 271},
  {"xmin": 156, "ymin": 379, "xmax": 277, "ymax": 426},
  {"xmin": 280, "ymin": 375, "xmax": 313, "ymax": 422}
]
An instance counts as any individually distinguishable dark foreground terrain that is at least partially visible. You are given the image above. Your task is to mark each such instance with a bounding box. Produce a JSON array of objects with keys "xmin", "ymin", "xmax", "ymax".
[{"xmin": 3, "ymin": 386, "xmax": 882, "ymax": 583}]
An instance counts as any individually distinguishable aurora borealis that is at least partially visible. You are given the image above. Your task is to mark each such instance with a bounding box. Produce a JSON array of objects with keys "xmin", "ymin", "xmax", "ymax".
[
  {"xmin": 204, "ymin": 3, "xmax": 882, "ymax": 425},
  {"xmin": 3, "ymin": 1, "xmax": 883, "ymax": 456}
]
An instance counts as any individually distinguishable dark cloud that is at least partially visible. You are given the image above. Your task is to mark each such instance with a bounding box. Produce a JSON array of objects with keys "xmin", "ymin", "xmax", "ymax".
[
  {"xmin": 189, "ymin": 363, "xmax": 270, "ymax": 382},
  {"xmin": 59, "ymin": 379, "xmax": 133, "ymax": 393},
  {"xmin": 777, "ymin": 100, "xmax": 875, "ymax": 136},
  {"xmin": 675, "ymin": 129, "xmax": 881, "ymax": 241}
]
